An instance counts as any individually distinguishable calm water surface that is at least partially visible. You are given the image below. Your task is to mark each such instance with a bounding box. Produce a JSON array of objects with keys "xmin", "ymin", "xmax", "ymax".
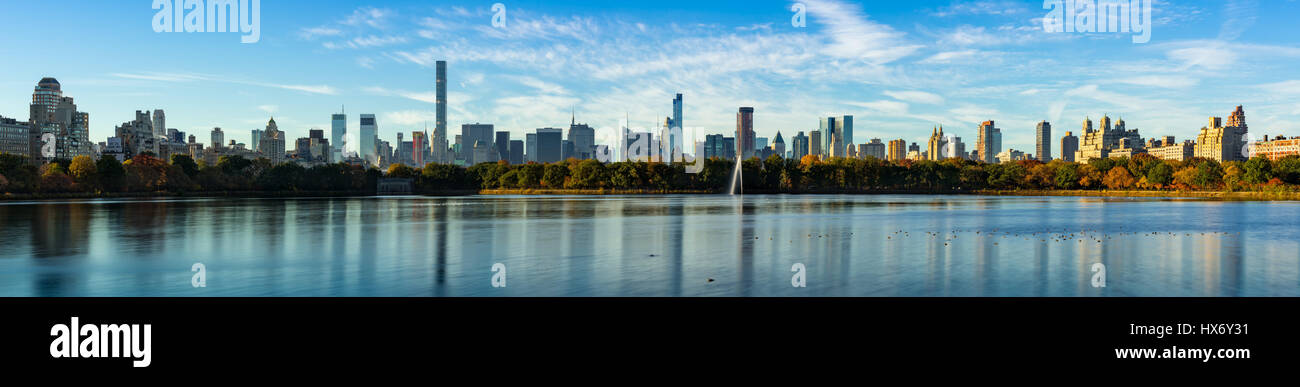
[{"xmin": 1, "ymin": 195, "xmax": 1297, "ymax": 297}]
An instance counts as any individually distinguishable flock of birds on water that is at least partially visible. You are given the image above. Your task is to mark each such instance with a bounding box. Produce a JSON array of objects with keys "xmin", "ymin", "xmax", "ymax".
[{"xmin": 742, "ymin": 227, "xmax": 1241, "ymax": 247}]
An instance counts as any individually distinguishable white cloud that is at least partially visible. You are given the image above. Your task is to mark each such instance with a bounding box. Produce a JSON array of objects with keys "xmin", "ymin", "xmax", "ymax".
[
  {"xmin": 111, "ymin": 72, "xmax": 338, "ymax": 95},
  {"xmin": 918, "ymin": 50, "xmax": 979, "ymax": 64},
  {"xmin": 1116, "ymin": 75, "xmax": 1200, "ymax": 89},
  {"xmin": 382, "ymin": 110, "xmax": 438, "ymax": 126},
  {"xmin": 883, "ymin": 90, "xmax": 944, "ymax": 105},
  {"xmin": 802, "ymin": 0, "xmax": 921, "ymax": 64}
]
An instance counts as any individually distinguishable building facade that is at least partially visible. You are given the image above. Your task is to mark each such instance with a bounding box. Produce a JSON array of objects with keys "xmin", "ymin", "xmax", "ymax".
[
  {"xmin": 1035, "ymin": 121, "xmax": 1052, "ymax": 162},
  {"xmin": 1194, "ymin": 106, "xmax": 1249, "ymax": 162},
  {"xmin": 736, "ymin": 107, "xmax": 755, "ymax": 159}
]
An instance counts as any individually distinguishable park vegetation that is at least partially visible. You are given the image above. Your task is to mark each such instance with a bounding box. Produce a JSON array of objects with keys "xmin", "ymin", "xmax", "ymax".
[{"xmin": 4, "ymin": 151, "xmax": 1300, "ymax": 197}]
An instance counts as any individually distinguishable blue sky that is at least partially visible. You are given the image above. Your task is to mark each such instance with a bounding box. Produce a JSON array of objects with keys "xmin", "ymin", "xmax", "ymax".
[{"xmin": 2, "ymin": 0, "xmax": 1299, "ymax": 154}]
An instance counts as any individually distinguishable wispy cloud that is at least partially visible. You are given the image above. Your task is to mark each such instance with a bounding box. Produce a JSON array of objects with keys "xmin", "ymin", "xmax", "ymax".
[
  {"xmin": 112, "ymin": 72, "xmax": 338, "ymax": 95},
  {"xmin": 802, "ymin": 0, "xmax": 921, "ymax": 64},
  {"xmin": 883, "ymin": 90, "xmax": 944, "ymax": 105}
]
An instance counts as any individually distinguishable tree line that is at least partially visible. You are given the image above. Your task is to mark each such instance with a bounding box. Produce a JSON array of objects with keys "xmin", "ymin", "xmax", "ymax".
[{"xmin": 4, "ymin": 152, "xmax": 1300, "ymax": 195}]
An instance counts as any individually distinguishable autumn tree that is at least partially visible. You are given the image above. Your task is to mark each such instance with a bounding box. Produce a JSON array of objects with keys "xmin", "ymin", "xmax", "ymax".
[{"xmin": 1102, "ymin": 166, "xmax": 1136, "ymax": 190}]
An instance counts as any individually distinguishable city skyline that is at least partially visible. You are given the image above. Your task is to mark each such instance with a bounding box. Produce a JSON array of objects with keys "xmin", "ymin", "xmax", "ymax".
[{"xmin": 2, "ymin": 0, "xmax": 1298, "ymax": 155}]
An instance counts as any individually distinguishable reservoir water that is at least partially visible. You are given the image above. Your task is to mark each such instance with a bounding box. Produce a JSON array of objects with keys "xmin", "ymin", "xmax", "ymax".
[{"xmin": 1, "ymin": 195, "xmax": 1297, "ymax": 297}]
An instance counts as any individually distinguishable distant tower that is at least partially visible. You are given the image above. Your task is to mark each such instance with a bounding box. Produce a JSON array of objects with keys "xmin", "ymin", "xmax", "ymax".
[
  {"xmin": 332, "ymin": 107, "xmax": 347, "ymax": 160},
  {"xmin": 737, "ymin": 107, "xmax": 755, "ymax": 159},
  {"xmin": 433, "ymin": 60, "xmax": 449, "ymax": 163},
  {"xmin": 152, "ymin": 109, "xmax": 166, "ymax": 140},
  {"xmin": 1036, "ymin": 121, "xmax": 1052, "ymax": 162},
  {"xmin": 1060, "ymin": 131, "xmax": 1078, "ymax": 163},
  {"xmin": 31, "ymin": 77, "xmax": 62, "ymax": 121}
]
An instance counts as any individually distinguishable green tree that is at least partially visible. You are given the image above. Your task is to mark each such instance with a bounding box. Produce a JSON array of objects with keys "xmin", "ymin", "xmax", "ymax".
[
  {"xmin": 1242, "ymin": 156, "xmax": 1273, "ymax": 185},
  {"xmin": 542, "ymin": 163, "xmax": 569, "ymax": 188},
  {"xmin": 567, "ymin": 159, "xmax": 606, "ymax": 189},
  {"xmin": 95, "ymin": 155, "xmax": 126, "ymax": 192},
  {"xmin": 170, "ymin": 154, "xmax": 200, "ymax": 178},
  {"xmin": 1145, "ymin": 162, "xmax": 1174, "ymax": 187},
  {"xmin": 1053, "ymin": 163, "xmax": 1080, "ymax": 190}
]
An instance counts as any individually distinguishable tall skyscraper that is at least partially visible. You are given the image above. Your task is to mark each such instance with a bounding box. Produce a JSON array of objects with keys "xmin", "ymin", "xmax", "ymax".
[
  {"xmin": 976, "ymin": 120, "xmax": 1002, "ymax": 163},
  {"xmin": 509, "ymin": 139, "xmax": 524, "ymax": 164},
  {"xmin": 261, "ymin": 118, "xmax": 286, "ymax": 164},
  {"xmin": 526, "ymin": 133, "xmax": 537, "ymax": 163},
  {"xmin": 1035, "ymin": 121, "xmax": 1052, "ymax": 162},
  {"xmin": 772, "ymin": 132, "xmax": 785, "ymax": 159},
  {"xmin": 817, "ymin": 116, "xmax": 853, "ymax": 158},
  {"xmin": 736, "ymin": 107, "xmax": 755, "ymax": 159},
  {"xmin": 31, "ymin": 77, "xmax": 62, "ymax": 120},
  {"xmin": 359, "ymin": 114, "xmax": 378, "ymax": 166},
  {"xmin": 211, "ymin": 127, "xmax": 224, "ymax": 150},
  {"xmin": 944, "ymin": 136, "xmax": 965, "ymax": 161},
  {"xmin": 671, "ymin": 93, "xmax": 683, "ymax": 158},
  {"xmin": 569, "ymin": 114, "xmax": 596, "ymax": 160},
  {"xmin": 152, "ymin": 109, "xmax": 166, "ymax": 140},
  {"xmin": 412, "ymin": 131, "xmax": 426, "ymax": 167},
  {"xmin": 433, "ymin": 60, "xmax": 449, "ymax": 163},
  {"xmin": 926, "ymin": 126, "xmax": 947, "ymax": 161},
  {"xmin": 809, "ymin": 130, "xmax": 823, "ymax": 157},
  {"xmin": 331, "ymin": 110, "xmax": 346, "ymax": 160},
  {"xmin": 251, "ymin": 129, "xmax": 263, "ymax": 152},
  {"xmin": 792, "ymin": 131, "xmax": 809, "ymax": 160},
  {"xmin": 1060, "ymin": 131, "xmax": 1078, "ymax": 162},
  {"xmin": 495, "ymin": 131, "xmax": 510, "ymax": 162}
]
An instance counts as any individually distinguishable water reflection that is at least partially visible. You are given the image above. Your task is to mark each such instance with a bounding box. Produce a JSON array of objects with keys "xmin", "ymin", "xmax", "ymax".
[{"xmin": 0, "ymin": 195, "xmax": 1296, "ymax": 297}]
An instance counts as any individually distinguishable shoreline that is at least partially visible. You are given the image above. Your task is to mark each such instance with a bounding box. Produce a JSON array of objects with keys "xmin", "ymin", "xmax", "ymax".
[{"xmin": 5, "ymin": 189, "xmax": 1300, "ymax": 201}]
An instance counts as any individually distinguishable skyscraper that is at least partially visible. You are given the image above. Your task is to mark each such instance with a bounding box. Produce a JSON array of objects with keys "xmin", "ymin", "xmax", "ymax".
[
  {"xmin": 773, "ymin": 132, "xmax": 786, "ymax": 159},
  {"xmin": 926, "ymin": 126, "xmax": 947, "ymax": 161},
  {"xmin": 671, "ymin": 93, "xmax": 683, "ymax": 158},
  {"xmin": 887, "ymin": 139, "xmax": 906, "ymax": 161},
  {"xmin": 509, "ymin": 139, "xmax": 524, "ymax": 164},
  {"xmin": 569, "ymin": 115, "xmax": 595, "ymax": 160},
  {"xmin": 817, "ymin": 115, "xmax": 853, "ymax": 158},
  {"xmin": 535, "ymin": 128, "xmax": 563, "ymax": 163},
  {"xmin": 412, "ymin": 131, "xmax": 426, "ymax": 167},
  {"xmin": 862, "ymin": 138, "xmax": 887, "ymax": 160},
  {"xmin": 792, "ymin": 131, "xmax": 809, "ymax": 160},
  {"xmin": 1060, "ymin": 131, "xmax": 1078, "ymax": 162},
  {"xmin": 809, "ymin": 130, "xmax": 822, "ymax": 157},
  {"xmin": 251, "ymin": 129, "xmax": 263, "ymax": 152},
  {"xmin": 211, "ymin": 127, "xmax": 224, "ymax": 150},
  {"xmin": 152, "ymin": 109, "xmax": 166, "ymax": 140},
  {"xmin": 1035, "ymin": 121, "xmax": 1052, "ymax": 162},
  {"xmin": 261, "ymin": 117, "xmax": 286, "ymax": 164},
  {"xmin": 433, "ymin": 60, "xmax": 449, "ymax": 163},
  {"xmin": 736, "ymin": 107, "xmax": 754, "ymax": 159},
  {"xmin": 976, "ymin": 120, "xmax": 1002, "ymax": 163},
  {"xmin": 495, "ymin": 131, "xmax": 510, "ymax": 163},
  {"xmin": 461, "ymin": 123, "xmax": 495, "ymax": 165},
  {"xmin": 331, "ymin": 110, "xmax": 346, "ymax": 160},
  {"xmin": 31, "ymin": 77, "xmax": 62, "ymax": 120},
  {"xmin": 359, "ymin": 114, "xmax": 378, "ymax": 166}
]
